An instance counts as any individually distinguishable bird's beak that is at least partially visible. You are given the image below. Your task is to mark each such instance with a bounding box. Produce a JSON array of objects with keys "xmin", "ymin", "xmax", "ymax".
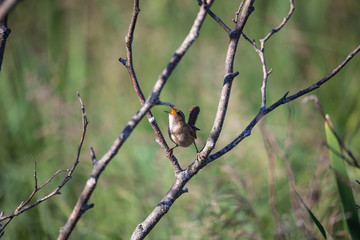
[{"xmin": 165, "ymin": 106, "xmax": 176, "ymax": 115}]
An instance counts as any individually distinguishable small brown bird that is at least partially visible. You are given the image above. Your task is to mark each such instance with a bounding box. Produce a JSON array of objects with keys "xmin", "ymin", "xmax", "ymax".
[{"xmin": 166, "ymin": 105, "xmax": 200, "ymax": 156}]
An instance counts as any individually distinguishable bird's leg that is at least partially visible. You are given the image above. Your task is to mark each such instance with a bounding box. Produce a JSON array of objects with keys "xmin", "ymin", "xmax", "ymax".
[
  {"xmin": 193, "ymin": 142, "xmax": 202, "ymax": 160},
  {"xmin": 167, "ymin": 145, "xmax": 178, "ymax": 157}
]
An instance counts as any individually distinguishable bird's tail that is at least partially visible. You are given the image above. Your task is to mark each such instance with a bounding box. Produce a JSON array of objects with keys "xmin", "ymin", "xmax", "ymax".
[{"xmin": 188, "ymin": 105, "xmax": 200, "ymax": 127}]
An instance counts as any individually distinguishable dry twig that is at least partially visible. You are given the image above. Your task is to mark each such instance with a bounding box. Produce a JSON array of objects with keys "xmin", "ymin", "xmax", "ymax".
[
  {"xmin": 302, "ymin": 95, "xmax": 359, "ymax": 168},
  {"xmin": 0, "ymin": 92, "xmax": 88, "ymax": 237},
  {"xmin": 119, "ymin": 0, "xmax": 182, "ymax": 173},
  {"xmin": 207, "ymin": 44, "xmax": 360, "ymax": 163}
]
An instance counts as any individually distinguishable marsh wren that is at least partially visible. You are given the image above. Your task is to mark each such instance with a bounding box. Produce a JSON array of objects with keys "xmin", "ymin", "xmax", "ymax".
[{"xmin": 166, "ymin": 105, "xmax": 200, "ymax": 156}]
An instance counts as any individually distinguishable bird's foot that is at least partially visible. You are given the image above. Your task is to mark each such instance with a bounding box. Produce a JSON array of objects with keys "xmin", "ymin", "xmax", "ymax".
[
  {"xmin": 195, "ymin": 152, "xmax": 202, "ymax": 161},
  {"xmin": 167, "ymin": 148, "xmax": 174, "ymax": 158}
]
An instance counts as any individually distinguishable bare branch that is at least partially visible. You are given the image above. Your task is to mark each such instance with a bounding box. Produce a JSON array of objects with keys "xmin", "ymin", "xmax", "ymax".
[
  {"xmin": 120, "ymin": 0, "xmax": 210, "ymax": 173},
  {"xmin": 89, "ymin": 147, "xmax": 98, "ymax": 165},
  {"xmin": 58, "ymin": 97, "xmax": 156, "ymax": 239},
  {"xmin": 259, "ymin": 0, "xmax": 295, "ymax": 108},
  {"xmin": 197, "ymin": 0, "xmax": 231, "ymax": 33},
  {"xmin": 207, "ymin": 44, "xmax": 360, "ymax": 163},
  {"xmin": 0, "ymin": 93, "xmax": 88, "ymax": 236},
  {"xmin": 261, "ymin": 0, "xmax": 295, "ymax": 44},
  {"xmin": 0, "ymin": 0, "xmax": 13, "ymax": 71},
  {"xmin": 68, "ymin": 92, "xmax": 88, "ymax": 175},
  {"xmin": 241, "ymin": 0, "xmax": 295, "ymax": 109},
  {"xmin": 0, "ymin": 0, "xmax": 17, "ymax": 22},
  {"xmin": 130, "ymin": 2, "xmax": 255, "ymax": 239},
  {"xmin": 233, "ymin": 0, "xmax": 245, "ymax": 23},
  {"xmin": 200, "ymin": 0, "xmax": 254, "ymax": 159},
  {"xmin": 58, "ymin": 2, "xmax": 215, "ymax": 239},
  {"xmin": 268, "ymin": 44, "xmax": 360, "ymax": 109}
]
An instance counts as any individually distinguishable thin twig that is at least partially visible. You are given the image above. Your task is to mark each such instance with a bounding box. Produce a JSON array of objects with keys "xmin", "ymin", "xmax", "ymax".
[
  {"xmin": 89, "ymin": 147, "xmax": 97, "ymax": 165},
  {"xmin": 330, "ymin": 167, "xmax": 360, "ymax": 194},
  {"xmin": 302, "ymin": 95, "xmax": 359, "ymax": 168},
  {"xmin": 197, "ymin": 0, "xmax": 231, "ymax": 33},
  {"xmin": 233, "ymin": 0, "xmax": 245, "ymax": 23},
  {"xmin": 0, "ymin": 93, "xmax": 88, "ymax": 236},
  {"xmin": 259, "ymin": 0, "xmax": 295, "ymax": 108},
  {"xmin": 33, "ymin": 156, "xmax": 38, "ymax": 189},
  {"xmin": 207, "ymin": 44, "xmax": 360, "ymax": 163},
  {"xmin": 261, "ymin": 0, "xmax": 295, "ymax": 44},
  {"xmin": 242, "ymin": 0, "xmax": 295, "ymax": 109},
  {"xmin": 119, "ymin": 0, "xmax": 182, "ymax": 173}
]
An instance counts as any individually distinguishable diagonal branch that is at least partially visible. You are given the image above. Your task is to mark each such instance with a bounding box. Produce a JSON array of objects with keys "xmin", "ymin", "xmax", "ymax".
[
  {"xmin": 197, "ymin": 0, "xmax": 231, "ymax": 33},
  {"xmin": 59, "ymin": 1, "xmax": 214, "ymax": 239},
  {"xmin": 206, "ymin": 44, "xmax": 360, "ymax": 163},
  {"xmin": 58, "ymin": 91, "xmax": 158, "ymax": 240}
]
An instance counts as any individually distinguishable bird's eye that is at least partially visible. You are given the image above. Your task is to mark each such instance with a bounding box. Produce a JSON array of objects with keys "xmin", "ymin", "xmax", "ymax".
[{"xmin": 177, "ymin": 112, "xmax": 184, "ymax": 118}]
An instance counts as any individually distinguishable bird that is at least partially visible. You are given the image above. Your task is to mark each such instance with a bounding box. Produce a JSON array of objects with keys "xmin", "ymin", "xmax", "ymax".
[{"xmin": 166, "ymin": 105, "xmax": 200, "ymax": 157}]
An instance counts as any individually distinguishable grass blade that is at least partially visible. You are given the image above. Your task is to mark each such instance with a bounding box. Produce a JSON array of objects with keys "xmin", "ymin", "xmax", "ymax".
[
  {"xmin": 293, "ymin": 187, "xmax": 328, "ymax": 239},
  {"xmin": 325, "ymin": 115, "xmax": 360, "ymax": 239}
]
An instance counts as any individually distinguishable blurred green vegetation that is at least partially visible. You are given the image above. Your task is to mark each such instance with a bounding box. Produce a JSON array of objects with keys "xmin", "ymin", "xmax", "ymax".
[{"xmin": 0, "ymin": 0, "xmax": 359, "ymax": 239}]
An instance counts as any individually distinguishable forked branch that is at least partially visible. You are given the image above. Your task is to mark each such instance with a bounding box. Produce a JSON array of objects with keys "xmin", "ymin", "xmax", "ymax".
[
  {"xmin": 58, "ymin": 1, "xmax": 215, "ymax": 239},
  {"xmin": 207, "ymin": 44, "xmax": 360, "ymax": 163},
  {"xmin": 0, "ymin": 92, "xmax": 88, "ymax": 237},
  {"xmin": 130, "ymin": 1, "xmax": 255, "ymax": 239}
]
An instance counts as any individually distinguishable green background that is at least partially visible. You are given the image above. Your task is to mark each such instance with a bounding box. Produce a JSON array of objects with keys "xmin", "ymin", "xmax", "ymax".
[{"xmin": 1, "ymin": 0, "xmax": 360, "ymax": 239}]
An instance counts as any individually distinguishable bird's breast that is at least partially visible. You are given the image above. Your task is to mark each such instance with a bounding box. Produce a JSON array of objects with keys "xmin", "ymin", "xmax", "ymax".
[{"xmin": 169, "ymin": 123, "xmax": 194, "ymax": 147}]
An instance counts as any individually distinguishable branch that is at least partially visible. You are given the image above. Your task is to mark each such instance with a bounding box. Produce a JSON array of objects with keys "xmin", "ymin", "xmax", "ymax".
[
  {"xmin": 0, "ymin": 0, "xmax": 14, "ymax": 71},
  {"xmin": 0, "ymin": 0, "xmax": 17, "ymax": 22},
  {"xmin": 58, "ymin": 94, "xmax": 155, "ymax": 240},
  {"xmin": 119, "ymin": 0, "xmax": 183, "ymax": 173},
  {"xmin": 197, "ymin": 0, "xmax": 231, "ymax": 33},
  {"xmin": 130, "ymin": 1, "xmax": 255, "ymax": 239},
  {"xmin": 200, "ymin": 0, "xmax": 254, "ymax": 159},
  {"xmin": 242, "ymin": 0, "xmax": 295, "ymax": 109},
  {"xmin": 207, "ymin": 44, "xmax": 360, "ymax": 163},
  {"xmin": 58, "ymin": 2, "xmax": 215, "ymax": 238},
  {"xmin": 0, "ymin": 93, "xmax": 88, "ymax": 237}
]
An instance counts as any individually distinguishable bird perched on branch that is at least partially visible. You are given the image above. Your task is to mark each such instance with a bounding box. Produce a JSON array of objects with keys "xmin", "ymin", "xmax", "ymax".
[{"xmin": 166, "ymin": 105, "xmax": 200, "ymax": 157}]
